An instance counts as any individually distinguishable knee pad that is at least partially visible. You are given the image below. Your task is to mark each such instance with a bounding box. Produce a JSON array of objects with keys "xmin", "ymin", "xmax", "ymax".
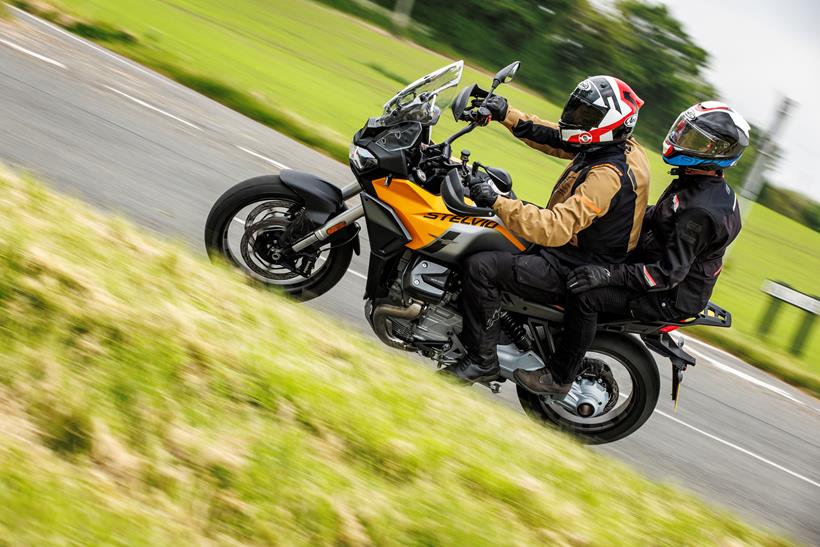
[
  {"xmin": 575, "ymin": 291, "xmax": 599, "ymax": 314},
  {"xmin": 464, "ymin": 253, "xmax": 490, "ymax": 282}
]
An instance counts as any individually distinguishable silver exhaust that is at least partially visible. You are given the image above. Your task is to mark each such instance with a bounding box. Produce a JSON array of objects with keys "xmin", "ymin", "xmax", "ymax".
[{"xmin": 371, "ymin": 302, "xmax": 423, "ymax": 351}]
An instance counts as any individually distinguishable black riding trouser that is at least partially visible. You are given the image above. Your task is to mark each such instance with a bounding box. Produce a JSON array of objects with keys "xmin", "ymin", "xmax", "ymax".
[
  {"xmin": 461, "ymin": 250, "xmax": 680, "ymax": 383},
  {"xmin": 461, "ymin": 250, "xmax": 571, "ymax": 366},
  {"xmin": 551, "ymin": 287, "xmax": 684, "ymax": 383}
]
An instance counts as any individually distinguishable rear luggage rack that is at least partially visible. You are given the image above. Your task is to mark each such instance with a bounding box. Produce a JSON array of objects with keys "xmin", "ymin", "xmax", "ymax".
[{"xmin": 689, "ymin": 301, "xmax": 731, "ymax": 328}]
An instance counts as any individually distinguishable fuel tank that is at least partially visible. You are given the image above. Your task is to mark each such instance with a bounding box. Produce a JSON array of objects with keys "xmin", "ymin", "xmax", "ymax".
[{"xmin": 371, "ymin": 177, "xmax": 524, "ymax": 263}]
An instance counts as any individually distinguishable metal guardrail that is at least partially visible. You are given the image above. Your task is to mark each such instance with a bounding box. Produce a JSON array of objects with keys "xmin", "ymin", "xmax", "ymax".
[{"xmin": 758, "ymin": 280, "xmax": 819, "ymax": 356}]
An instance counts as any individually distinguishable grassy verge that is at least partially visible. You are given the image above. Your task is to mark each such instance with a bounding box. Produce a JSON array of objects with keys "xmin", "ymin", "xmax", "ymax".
[
  {"xmin": 9, "ymin": 0, "xmax": 819, "ymax": 394},
  {"xmin": 0, "ymin": 166, "xmax": 790, "ymax": 544}
]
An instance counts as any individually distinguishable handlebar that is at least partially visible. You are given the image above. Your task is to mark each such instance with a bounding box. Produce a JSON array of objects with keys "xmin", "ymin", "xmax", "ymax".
[{"xmin": 444, "ymin": 121, "xmax": 478, "ymax": 146}]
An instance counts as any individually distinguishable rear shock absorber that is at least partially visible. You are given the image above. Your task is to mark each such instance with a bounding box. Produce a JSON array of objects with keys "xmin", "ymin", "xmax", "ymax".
[{"xmin": 499, "ymin": 312, "xmax": 531, "ymax": 352}]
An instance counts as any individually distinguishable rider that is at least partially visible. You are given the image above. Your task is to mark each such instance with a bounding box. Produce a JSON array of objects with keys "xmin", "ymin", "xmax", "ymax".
[
  {"xmin": 515, "ymin": 101, "xmax": 749, "ymax": 395},
  {"xmin": 446, "ymin": 75, "xmax": 650, "ymax": 383}
]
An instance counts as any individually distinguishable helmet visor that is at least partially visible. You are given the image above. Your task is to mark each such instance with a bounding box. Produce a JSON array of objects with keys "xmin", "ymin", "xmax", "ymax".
[
  {"xmin": 560, "ymin": 95, "xmax": 606, "ymax": 130},
  {"xmin": 667, "ymin": 113, "xmax": 739, "ymax": 158}
]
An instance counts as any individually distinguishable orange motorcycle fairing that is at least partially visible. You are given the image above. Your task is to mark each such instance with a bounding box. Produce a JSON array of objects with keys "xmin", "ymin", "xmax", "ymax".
[{"xmin": 371, "ymin": 177, "xmax": 525, "ymax": 251}]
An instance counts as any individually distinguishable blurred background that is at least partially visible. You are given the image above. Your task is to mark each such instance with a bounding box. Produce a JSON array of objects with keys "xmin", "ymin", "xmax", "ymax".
[
  {"xmin": 0, "ymin": 0, "xmax": 818, "ymax": 543},
  {"xmin": 15, "ymin": 0, "xmax": 815, "ymax": 388}
]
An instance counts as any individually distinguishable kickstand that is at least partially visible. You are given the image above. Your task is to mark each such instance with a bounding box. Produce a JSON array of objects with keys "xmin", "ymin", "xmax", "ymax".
[{"xmin": 671, "ymin": 359, "xmax": 687, "ymax": 412}]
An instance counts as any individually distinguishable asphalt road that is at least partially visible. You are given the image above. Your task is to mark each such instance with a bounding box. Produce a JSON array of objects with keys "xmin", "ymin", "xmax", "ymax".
[{"xmin": 1, "ymin": 10, "xmax": 818, "ymax": 543}]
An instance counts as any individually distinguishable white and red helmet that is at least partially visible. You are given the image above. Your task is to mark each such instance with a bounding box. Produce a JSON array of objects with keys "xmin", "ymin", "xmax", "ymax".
[{"xmin": 558, "ymin": 76, "xmax": 644, "ymax": 145}]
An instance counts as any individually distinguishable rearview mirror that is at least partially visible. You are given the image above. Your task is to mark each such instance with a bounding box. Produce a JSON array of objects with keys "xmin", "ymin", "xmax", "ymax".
[
  {"xmin": 493, "ymin": 61, "xmax": 520, "ymax": 85},
  {"xmin": 451, "ymin": 83, "xmax": 477, "ymax": 121}
]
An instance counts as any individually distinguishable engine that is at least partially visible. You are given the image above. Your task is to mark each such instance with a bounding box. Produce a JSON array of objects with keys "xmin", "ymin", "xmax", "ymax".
[
  {"xmin": 366, "ymin": 255, "xmax": 465, "ymax": 361},
  {"xmin": 392, "ymin": 303, "xmax": 462, "ymax": 345},
  {"xmin": 402, "ymin": 257, "xmax": 452, "ymax": 303}
]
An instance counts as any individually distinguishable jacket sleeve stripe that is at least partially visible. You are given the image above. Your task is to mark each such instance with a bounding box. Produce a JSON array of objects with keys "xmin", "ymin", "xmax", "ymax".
[{"xmin": 643, "ymin": 265, "xmax": 658, "ymax": 287}]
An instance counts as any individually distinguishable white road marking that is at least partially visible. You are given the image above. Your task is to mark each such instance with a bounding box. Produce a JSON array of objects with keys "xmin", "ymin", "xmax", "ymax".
[
  {"xmin": 10, "ymin": 6, "xmax": 176, "ymax": 88},
  {"xmin": 347, "ymin": 269, "xmax": 367, "ymax": 281},
  {"xmin": 315, "ymin": 255, "xmax": 367, "ymax": 281},
  {"xmin": 236, "ymin": 145, "xmax": 289, "ymax": 170},
  {"xmin": 680, "ymin": 333, "xmax": 751, "ymax": 364},
  {"xmin": 685, "ymin": 345, "xmax": 807, "ymax": 407},
  {"xmin": 104, "ymin": 86, "xmax": 201, "ymax": 130},
  {"xmin": 0, "ymin": 38, "xmax": 66, "ymax": 69},
  {"xmin": 656, "ymin": 410, "xmax": 820, "ymax": 489}
]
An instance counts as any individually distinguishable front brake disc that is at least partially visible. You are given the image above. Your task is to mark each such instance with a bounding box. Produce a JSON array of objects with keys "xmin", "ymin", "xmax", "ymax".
[{"xmin": 240, "ymin": 217, "xmax": 301, "ymax": 281}]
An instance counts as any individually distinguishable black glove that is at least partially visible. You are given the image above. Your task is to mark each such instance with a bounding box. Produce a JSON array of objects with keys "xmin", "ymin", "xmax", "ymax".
[
  {"xmin": 566, "ymin": 265, "xmax": 613, "ymax": 294},
  {"xmin": 469, "ymin": 89, "xmax": 508, "ymax": 125},
  {"xmin": 469, "ymin": 179, "xmax": 498, "ymax": 207},
  {"xmin": 483, "ymin": 95, "xmax": 508, "ymax": 123}
]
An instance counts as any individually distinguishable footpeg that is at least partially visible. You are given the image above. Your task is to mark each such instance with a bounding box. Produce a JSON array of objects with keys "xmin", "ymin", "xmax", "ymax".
[{"xmin": 477, "ymin": 380, "xmax": 504, "ymax": 393}]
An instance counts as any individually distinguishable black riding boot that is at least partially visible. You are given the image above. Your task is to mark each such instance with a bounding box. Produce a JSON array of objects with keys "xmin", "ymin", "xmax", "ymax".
[{"xmin": 443, "ymin": 355, "xmax": 501, "ymax": 384}]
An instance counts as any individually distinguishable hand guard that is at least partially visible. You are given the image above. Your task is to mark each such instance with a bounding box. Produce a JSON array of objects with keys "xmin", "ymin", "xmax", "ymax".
[
  {"xmin": 566, "ymin": 265, "xmax": 613, "ymax": 294},
  {"xmin": 469, "ymin": 178, "xmax": 498, "ymax": 208}
]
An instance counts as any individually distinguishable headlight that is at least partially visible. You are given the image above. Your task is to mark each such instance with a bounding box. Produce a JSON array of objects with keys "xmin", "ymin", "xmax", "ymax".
[{"xmin": 349, "ymin": 145, "xmax": 377, "ymax": 171}]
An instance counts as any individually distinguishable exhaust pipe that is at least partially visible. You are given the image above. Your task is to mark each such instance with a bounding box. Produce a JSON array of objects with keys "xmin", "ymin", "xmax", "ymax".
[{"xmin": 371, "ymin": 302, "xmax": 423, "ymax": 351}]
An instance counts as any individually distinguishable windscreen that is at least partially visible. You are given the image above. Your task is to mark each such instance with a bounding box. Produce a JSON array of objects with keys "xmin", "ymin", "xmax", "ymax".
[{"xmin": 377, "ymin": 61, "xmax": 463, "ymax": 127}]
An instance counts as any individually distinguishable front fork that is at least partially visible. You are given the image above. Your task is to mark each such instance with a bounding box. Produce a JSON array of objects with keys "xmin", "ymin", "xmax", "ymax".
[{"xmin": 290, "ymin": 181, "xmax": 365, "ymax": 253}]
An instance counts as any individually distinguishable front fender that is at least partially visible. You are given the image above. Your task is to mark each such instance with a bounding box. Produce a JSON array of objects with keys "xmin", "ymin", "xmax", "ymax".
[
  {"xmin": 279, "ymin": 170, "xmax": 360, "ymax": 255},
  {"xmin": 279, "ymin": 169, "xmax": 345, "ymax": 224}
]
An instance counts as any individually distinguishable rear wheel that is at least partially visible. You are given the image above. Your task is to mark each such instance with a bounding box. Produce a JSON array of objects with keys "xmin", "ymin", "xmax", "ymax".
[
  {"xmin": 517, "ymin": 332, "xmax": 659, "ymax": 444},
  {"xmin": 204, "ymin": 176, "xmax": 353, "ymax": 301}
]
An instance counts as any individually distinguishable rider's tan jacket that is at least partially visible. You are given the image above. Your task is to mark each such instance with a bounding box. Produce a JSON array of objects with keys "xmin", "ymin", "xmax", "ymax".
[{"xmin": 491, "ymin": 108, "xmax": 650, "ymax": 257}]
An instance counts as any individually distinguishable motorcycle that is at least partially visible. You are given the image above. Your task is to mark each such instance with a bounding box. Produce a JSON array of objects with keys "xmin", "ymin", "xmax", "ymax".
[{"xmin": 204, "ymin": 60, "xmax": 731, "ymax": 443}]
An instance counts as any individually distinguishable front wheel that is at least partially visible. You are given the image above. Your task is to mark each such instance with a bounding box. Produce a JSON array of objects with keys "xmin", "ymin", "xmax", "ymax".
[
  {"xmin": 204, "ymin": 176, "xmax": 353, "ymax": 301},
  {"xmin": 517, "ymin": 332, "xmax": 660, "ymax": 444}
]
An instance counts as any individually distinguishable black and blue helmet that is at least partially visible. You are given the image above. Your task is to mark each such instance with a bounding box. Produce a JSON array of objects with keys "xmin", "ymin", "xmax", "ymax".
[{"xmin": 662, "ymin": 101, "xmax": 750, "ymax": 170}]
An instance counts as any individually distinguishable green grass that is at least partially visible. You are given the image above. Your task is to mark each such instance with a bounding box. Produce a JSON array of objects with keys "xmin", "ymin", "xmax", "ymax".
[
  {"xmin": 693, "ymin": 204, "xmax": 820, "ymax": 392},
  {"xmin": 0, "ymin": 165, "xmax": 789, "ymax": 544},
  {"xmin": 11, "ymin": 0, "xmax": 820, "ymax": 394}
]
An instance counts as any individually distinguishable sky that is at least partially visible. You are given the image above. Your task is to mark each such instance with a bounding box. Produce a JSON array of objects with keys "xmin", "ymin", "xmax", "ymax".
[{"xmin": 660, "ymin": 0, "xmax": 820, "ymax": 200}]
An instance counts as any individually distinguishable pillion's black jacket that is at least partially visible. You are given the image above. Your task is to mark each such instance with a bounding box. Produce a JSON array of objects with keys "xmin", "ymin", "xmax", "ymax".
[{"xmin": 610, "ymin": 174, "xmax": 742, "ymax": 315}]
